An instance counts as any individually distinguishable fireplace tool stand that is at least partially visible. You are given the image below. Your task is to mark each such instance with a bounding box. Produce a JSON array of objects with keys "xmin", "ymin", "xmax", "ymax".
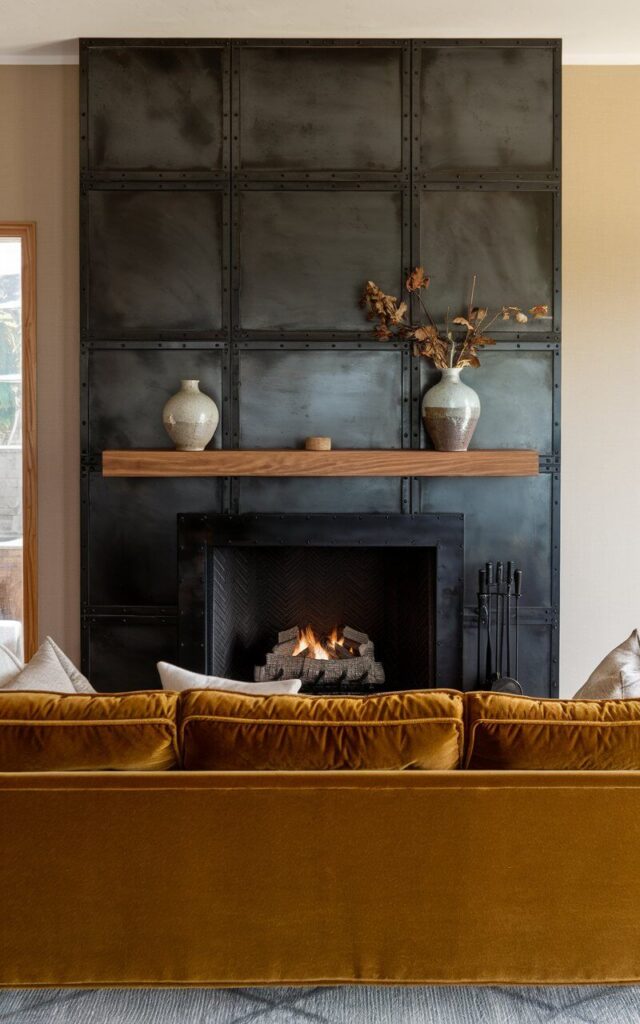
[{"xmin": 476, "ymin": 561, "xmax": 523, "ymax": 693}]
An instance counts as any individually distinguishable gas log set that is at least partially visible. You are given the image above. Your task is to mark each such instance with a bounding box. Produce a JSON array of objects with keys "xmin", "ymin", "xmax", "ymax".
[
  {"xmin": 255, "ymin": 625, "xmax": 385, "ymax": 690},
  {"xmin": 476, "ymin": 560, "xmax": 524, "ymax": 693}
]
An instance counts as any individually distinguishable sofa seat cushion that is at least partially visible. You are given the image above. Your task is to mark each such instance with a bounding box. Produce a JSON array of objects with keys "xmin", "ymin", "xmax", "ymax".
[
  {"xmin": 466, "ymin": 691, "xmax": 640, "ymax": 770},
  {"xmin": 0, "ymin": 691, "xmax": 179, "ymax": 771},
  {"xmin": 180, "ymin": 689, "xmax": 464, "ymax": 770}
]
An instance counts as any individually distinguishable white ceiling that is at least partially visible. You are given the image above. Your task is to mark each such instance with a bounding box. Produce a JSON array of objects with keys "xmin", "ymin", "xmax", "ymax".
[{"xmin": 0, "ymin": 0, "xmax": 638, "ymax": 64}]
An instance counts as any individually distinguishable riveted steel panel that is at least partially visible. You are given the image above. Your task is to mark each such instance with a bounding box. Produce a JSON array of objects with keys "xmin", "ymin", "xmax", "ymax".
[
  {"xmin": 418, "ymin": 188, "xmax": 554, "ymax": 331},
  {"xmin": 86, "ymin": 45, "xmax": 228, "ymax": 173},
  {"xmin": 88, "ymin": 348, "xmax": 224, "ymax": 453},
  {"xmin": 419, "ymin": 349, "xmax": 554, "ymax": 454},
  {"xmin": 417, "ymin": 46, "xmax": 555, "ymax": 175},
  {"xmin": 87, "ymin": 189, "xmax": 225, "ymax": 333},
  {"xmin": 237, "ymin": 478, "xmax": 403, "ymax": 515},
  {"xmin": 87, "ymin": 476, "xmax": 223, "ymax": 606},
  {"xmin": 236, "ymin": 45, "xmax": 406, "ymax": 175},
  {"xmin": 235, "ymin": 346, "xmax": 405, "ymax": 513},
  {"xmin": 462, "ymin": 622, "xmax": 553, "ymax": 696},
  {"xmin": 238, "ymin": 349, "xmax": 404, "ymax": 448},
  {"xmin": 421, "ymin": 475, "xmax": 553, "ymax": 606},
  {"xmin": 236, "ymin": 188, "xmax": 406, "ymax": 333},
  {"xmin": 86, "ymin": 618, "xmax": 177, "ymax": 692}
]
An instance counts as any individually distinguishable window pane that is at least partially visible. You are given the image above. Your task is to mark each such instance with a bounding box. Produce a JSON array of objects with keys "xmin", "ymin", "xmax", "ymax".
[{"xmin": 0, "ymin": 237, "xmax": 23, "ymax": 659}]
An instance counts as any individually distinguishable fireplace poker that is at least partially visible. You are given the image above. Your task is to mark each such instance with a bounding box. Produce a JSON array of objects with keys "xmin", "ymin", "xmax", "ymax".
[
  {"xmin": 477, "ymin": 569, "xmax": 488, "ymax": 689},
  {"xmin": 494, "ymin": 561, "xmax": 504, "ymax": 681},
  {"xmin": 485, "ymin": 562, "xmax": 494, "ymax": 683},
  {"xmin": 514, "ymin": 568, "xmax": 523, "ymax": 679},
  {"xmin": 505, "ymin": 561, "xmax": 514, "ymax": 677}
]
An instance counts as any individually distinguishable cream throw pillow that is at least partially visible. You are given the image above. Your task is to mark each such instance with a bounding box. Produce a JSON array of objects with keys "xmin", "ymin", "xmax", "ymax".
[
  {"xmin": 157, "ymin": 661, "xmax": 301, "ymax": 695},
  {"xmin": 0, "ymin": 642, "xmax": 22, "ymax": 688},
  {"xmin": 573, "ymin": 629, "xmax": 640, "ymax": 699},
  {"xmin": 2, "ymin": 637, "xmax": 95, "ymax": 694}
]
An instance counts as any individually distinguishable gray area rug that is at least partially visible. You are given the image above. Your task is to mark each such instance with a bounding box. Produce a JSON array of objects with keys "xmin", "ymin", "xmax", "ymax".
[{"xmin": 1, "ymin": 986, "xmax": 640, "ymax": 1024}]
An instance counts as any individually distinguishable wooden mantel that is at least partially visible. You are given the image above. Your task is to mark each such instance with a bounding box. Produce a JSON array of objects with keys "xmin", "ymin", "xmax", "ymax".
[{"xmin": 102, "ymin": 449, "xmax": 539, "ymax": 478}]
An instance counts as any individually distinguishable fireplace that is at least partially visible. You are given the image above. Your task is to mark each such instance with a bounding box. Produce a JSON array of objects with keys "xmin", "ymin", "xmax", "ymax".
[{"xmin": 178, "ymin": 514, "xmax": 463, "ymax": 693}]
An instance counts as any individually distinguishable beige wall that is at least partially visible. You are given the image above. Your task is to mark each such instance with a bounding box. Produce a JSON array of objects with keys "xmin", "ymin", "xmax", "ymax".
[
  {"xmin": 1, "ymin": 64, "xmax": 639, "ymax": 689},
  {"xmin": 0, "ymin": 66, "xmax": 80, "ymax": 660},
  {"xmin": 561, "ymin": 67, "xmax": 640, "ymax": 693}
]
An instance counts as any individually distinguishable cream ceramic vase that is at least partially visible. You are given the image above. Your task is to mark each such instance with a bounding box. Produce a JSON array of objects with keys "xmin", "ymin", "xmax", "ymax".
[
  {"xmin": 162, "ymin": 380, "xmax": 219, "ymax": 452},
  {"xmin": 422, "ymin": 367, "xmax": 480, "ymax": 452}
]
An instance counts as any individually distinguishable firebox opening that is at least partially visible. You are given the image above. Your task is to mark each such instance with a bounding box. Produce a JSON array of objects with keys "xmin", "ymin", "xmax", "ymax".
[{"xmin": 208, "ymin": 545, "xmax": 437, "ymax": 693}]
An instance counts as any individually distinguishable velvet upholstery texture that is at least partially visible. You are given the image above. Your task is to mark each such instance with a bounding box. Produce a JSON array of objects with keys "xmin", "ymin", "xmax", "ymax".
[
  {"xmin": 0, "ymin": 692, "xmax": 179, "ymax": 771},
  {"xmin": 4, "ymin": 770, "xmax": 640, "ymax": 986},
  {"xmin": 466, "ymin": 690, "xmax": 640, "ymax": 769},
  {"xmin": 180, "ymin": 689, "xmax": 464, "ymax": 770}
]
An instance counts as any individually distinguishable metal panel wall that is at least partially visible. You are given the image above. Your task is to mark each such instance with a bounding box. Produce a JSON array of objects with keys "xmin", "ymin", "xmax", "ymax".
[{"xmin": 80, "ymin": 38, "xmax": 561, "ymax": 694}]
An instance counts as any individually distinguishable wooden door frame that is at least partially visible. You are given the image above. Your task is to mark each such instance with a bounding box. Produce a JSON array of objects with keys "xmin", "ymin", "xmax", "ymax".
[{"xmin": 0, "ymin": 223, "xmax": 37, "ymax": 658}]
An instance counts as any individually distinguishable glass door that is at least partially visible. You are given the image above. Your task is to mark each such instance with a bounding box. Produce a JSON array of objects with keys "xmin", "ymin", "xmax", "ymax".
[{"xmin": 0, "ymin": 225, "xmax": 37, "ymax": 659}]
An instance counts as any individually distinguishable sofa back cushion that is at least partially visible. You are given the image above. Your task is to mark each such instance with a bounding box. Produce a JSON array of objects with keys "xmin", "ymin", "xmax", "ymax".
[
  {"xmin": 0, "ymin": 691, "xmax": 179, "ymax": 771},
  {"xmin": 180, "ymin": 689, "xmax": 464, "ymax": 770},
  {"xmin": 466, "ymin": 691, "xmax": 640, "ymax": 770}
]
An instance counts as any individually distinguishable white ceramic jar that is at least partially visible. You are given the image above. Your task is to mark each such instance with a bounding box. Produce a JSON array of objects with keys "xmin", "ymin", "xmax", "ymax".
[{"xmin": 162, "ymin": 380, "xmax": 219, "ymax": 452}]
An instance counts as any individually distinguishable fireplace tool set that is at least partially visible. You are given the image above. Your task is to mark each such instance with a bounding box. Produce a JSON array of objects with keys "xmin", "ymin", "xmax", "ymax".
[{"xmin": 476, "ymin": 561, "xmax": 523, "ymax": 693}]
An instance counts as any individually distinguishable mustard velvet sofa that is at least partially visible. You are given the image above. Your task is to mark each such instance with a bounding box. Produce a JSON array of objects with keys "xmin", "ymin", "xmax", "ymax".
[
  {"xmin": 2, "ymin": 688, "xmax": 640, "ymax": 987},
  {"xmin": 2, "ymin": 768, "xmax": 640, "ymax": 987}
]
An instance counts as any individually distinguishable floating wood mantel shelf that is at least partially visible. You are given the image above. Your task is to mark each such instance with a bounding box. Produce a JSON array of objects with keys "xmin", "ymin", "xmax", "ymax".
[{"xmin": 102, "ymin": 449, "xmax": 539, "ymax": 479}]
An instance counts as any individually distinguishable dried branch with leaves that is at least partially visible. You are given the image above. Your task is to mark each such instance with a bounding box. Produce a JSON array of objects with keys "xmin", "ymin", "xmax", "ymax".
[{"xmin": 361, "ymin": 269, "xmax": 550, "ymax": 370}]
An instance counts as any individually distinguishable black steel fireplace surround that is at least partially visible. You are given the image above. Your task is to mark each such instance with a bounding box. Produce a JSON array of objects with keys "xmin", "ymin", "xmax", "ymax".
[
  {"xmin": 178, "ymin": 513, "xmax": 464, "ymax": 692},
  {"xmin": 80, "ymin": 39, "xmax": 561, "ymax": 694}
]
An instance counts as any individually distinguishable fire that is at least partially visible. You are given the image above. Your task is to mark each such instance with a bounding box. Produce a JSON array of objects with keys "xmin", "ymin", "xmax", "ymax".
[{"xmin": 292, "ymin": 625, "xmax": 346, "ymax": 661}]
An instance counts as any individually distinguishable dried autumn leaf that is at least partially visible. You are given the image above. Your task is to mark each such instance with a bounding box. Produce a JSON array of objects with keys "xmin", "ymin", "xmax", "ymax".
[
  {"xmin": 405, "ymin": 267, "xmax": 430, "ymax": 292},
  {"xmin": 412, "ymin": 325, "xmax": 439, "ymax": 343},
  {"xmin": 529, "ymin": 304, "xmax": 550, "ymax": 318},
  {"xmin": 390, "ymin": 300, "xmax": 408, "ymax": 324},
  {"xmin": 469, "ymin": 307, "xmax": 488, "ymax": 322},
  {"xmin": 474, "ymin": 336, "xmax": 496, "ymax": 347},
  {"xmin": 414, "ymin": 331, "xmax": 450, "ymax": 368},
  {"xmin": 453, "ymin": 316, "xmax": 473, "ymax": 331},
  {"xmin": 458, "ymin": 353, "xmax": 481, "ymax": 369},
  {"xmin": 375, "ymin": 323, "xmax": 393, "ymax": 340},
  {"xmin": 431, "ymin": 339, "xmax": 452, "ymax": 369},
  {"xmin": 501, "ymin": 308, "xmax": 511, "ymax": 320},
  {"xmin": 514, "ymin": 312, "xmax": 528, "ymax": 324}
]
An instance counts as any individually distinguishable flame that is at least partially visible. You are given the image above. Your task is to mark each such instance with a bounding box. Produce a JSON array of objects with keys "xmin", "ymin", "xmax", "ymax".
[{"xmin": 292, "ymin": 625, "xmax": 346, "ymax": 661}]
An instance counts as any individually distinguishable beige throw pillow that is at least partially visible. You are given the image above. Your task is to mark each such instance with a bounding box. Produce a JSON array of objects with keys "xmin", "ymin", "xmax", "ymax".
[
  {"xmin": 0, "ymin": 642, "xmax": 22, "ymax": 688},
  {"xmin": 157, "ymin": 661, "xmax": 301, "ymax": 695},
  {"xmin": 4, "ymin": 637, "xmax": 95, "ymax": 694},
  {"xmin": 573, "ymin": 629, "xmax": 640, "ymax": 699}
]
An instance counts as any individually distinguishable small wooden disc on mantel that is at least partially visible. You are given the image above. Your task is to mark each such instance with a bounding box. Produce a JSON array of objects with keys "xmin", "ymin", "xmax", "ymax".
[{"xmin": 304, "ymin": 436, "xmax": 332, "ymax": 451}]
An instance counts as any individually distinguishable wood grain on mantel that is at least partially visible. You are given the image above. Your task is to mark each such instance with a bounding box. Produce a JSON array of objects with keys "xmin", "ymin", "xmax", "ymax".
[{"xmin": 102, "ymin": 449, "xmax": 539, "ymax": 478}]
